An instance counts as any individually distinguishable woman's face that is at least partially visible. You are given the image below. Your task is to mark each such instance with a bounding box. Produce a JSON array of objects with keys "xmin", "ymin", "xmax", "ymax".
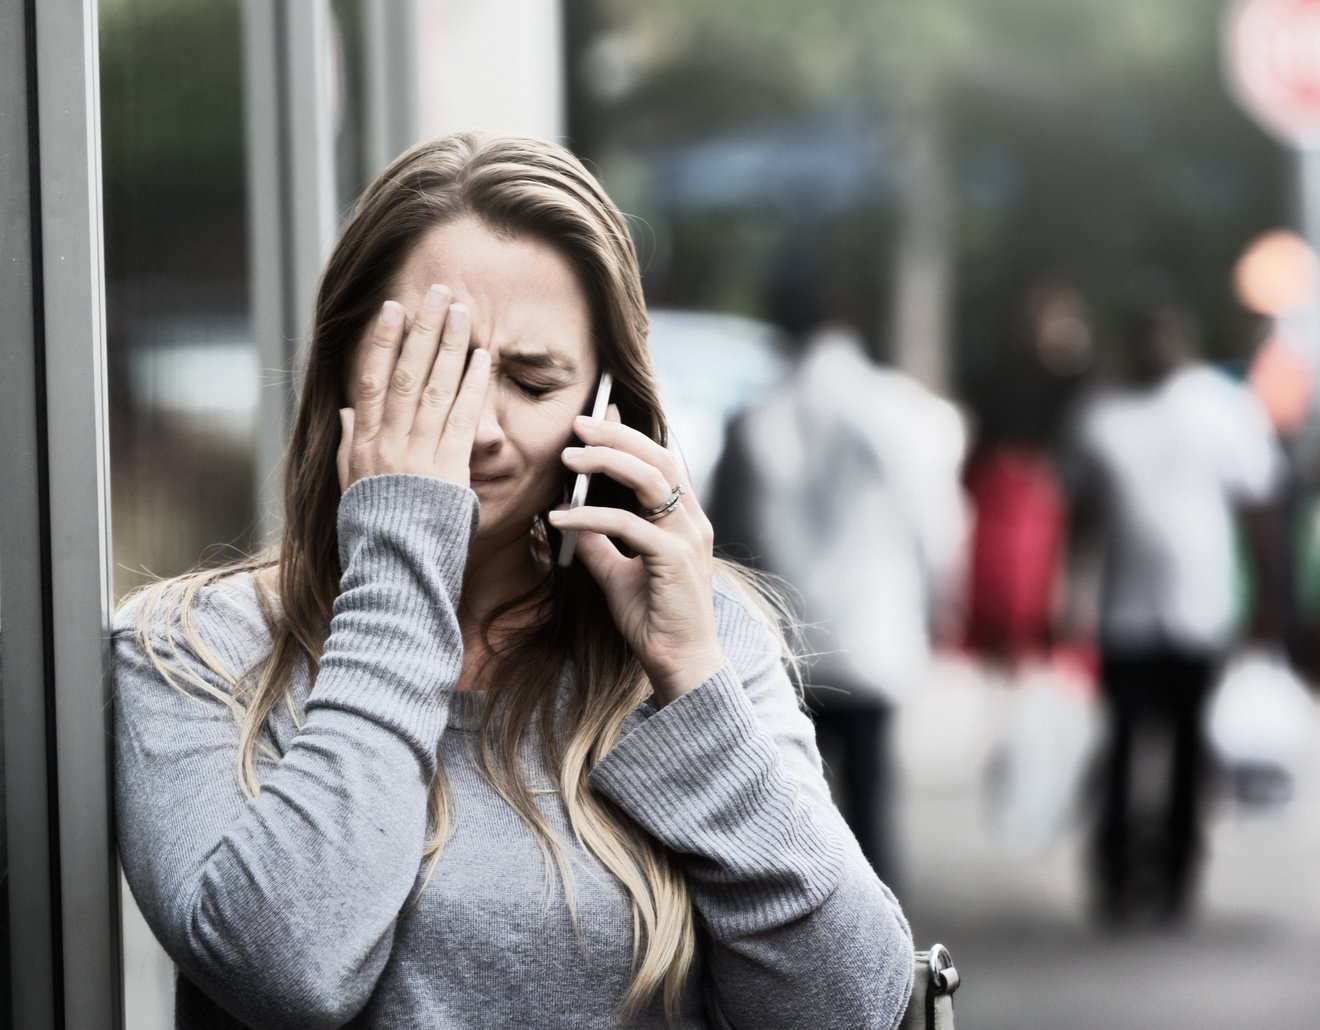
[{"xmin": 350, "ymin": 215, "xmax": 599, "ymax": 548}]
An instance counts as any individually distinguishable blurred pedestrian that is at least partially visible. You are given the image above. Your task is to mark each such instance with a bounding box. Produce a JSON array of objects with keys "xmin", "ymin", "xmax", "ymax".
[
  {"xmin": 962, "ymin": 276, "xmax": 1094, "ymax": 672},
  {"xmin": 959, "ymin": 278, "xmax": 1102, "ymax": 857},
  {"xmin": 1069, "ymin": 278, "xmax": 1287, "ymax": 925},
  {"xmin": 709, "ymin": 320, "xmax": 966, "ymax": 887}
]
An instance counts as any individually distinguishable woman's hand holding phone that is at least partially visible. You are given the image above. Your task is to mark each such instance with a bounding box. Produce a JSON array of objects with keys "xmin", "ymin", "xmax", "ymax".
[
  {"xmin": 550, "ymin": 413, "xmax": 726, "ymax": 706},
  {"xmin": 337, "ymin": 284, "xmax": 490, "ymax": 493}
]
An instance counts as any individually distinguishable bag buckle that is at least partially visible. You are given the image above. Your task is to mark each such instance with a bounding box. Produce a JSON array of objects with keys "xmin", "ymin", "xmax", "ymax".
[{"xmin": 928, "ymin": 943, "xmax": 960, "ymax": 996}]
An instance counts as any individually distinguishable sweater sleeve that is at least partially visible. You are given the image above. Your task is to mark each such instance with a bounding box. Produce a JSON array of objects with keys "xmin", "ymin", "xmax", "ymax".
[
  {"xmin": 114, "ymin": 474, "xmax": 476, "ymax": 1030},
  {"xmin": 588, "ymin": 578, "xmax": 915, "ymax": 1030}
]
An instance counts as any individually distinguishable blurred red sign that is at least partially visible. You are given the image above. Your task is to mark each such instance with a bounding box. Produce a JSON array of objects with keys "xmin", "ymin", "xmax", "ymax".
[{"xmin": 1225, "ymin": 0, "xmax": 1320, "ymax": 147}]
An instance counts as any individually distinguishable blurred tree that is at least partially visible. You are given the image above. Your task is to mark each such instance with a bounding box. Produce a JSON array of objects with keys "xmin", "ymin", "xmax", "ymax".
[
  {"xmin": 951, "ymin": 0, "xmax": 1285, "ymax": 380},
  {"xmin": 583, "ymin": 0, "xmax": 968, "ymax": 387},
  {"xmin": 572, "ymin": 0, "xmax": 1286, "ymax": 388}
]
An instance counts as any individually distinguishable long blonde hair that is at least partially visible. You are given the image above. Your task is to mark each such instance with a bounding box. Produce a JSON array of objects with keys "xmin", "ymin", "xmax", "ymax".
[{"xmin": 131, "ymin": 133, "xmax": 789, "ymax": 1021}]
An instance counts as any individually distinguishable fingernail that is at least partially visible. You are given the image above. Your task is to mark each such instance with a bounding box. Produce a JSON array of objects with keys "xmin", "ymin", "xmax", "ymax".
[
  {"xmin": 547, "ymin": 509, "xmax": 566, "ymax": 523},
  {"xmin": 446, "ymin": 303, "xmax": 469, "ymax": 329},
  {"xmin": 425, "ymin": 284, "xmax": 449, "ymax": 309},
  {"xmin": 380, "ymin": 301, "xmax": 403, "ymax": 326},
  {"xmin": 562, "ymin": 446, "xmax": 585, "ymax": 459},
  {"xmin": 468, "ymin": 348, "xmax": 490, "ymax": 369}
]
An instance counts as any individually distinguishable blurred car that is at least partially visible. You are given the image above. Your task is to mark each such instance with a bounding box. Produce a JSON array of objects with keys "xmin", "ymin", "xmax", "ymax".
[{"xmin": 644, "ymin": 308, "xmax": 791, "ymax": 498}]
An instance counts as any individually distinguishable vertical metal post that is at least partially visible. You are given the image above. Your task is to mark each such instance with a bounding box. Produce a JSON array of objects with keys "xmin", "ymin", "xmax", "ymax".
[
  {"xmin": 0, "ymin": 1, "xmax": 59, "ymax": 1026},
  {"xmin": 284, "ymin": 1, "xmax": 341, "ymax": 339},
  {"xmin": 1298, "ymin": 149, "xmax": 1320, "ymax": 270},
  {"xmin": 245, "ymin": 0, "xmax": 340, "ymax": 546},
  {"xmin": 33, "ymin": 0, "xmax": 121, "ymax": 1023},
  {"xmin": 362, "ymin": 0, "xmax": 421, "ymax": 176},
  {"xmin": 0, "ymin": 0, "xmax": 120, "ymax": 1026},
  {"xmin": 1292, "ymin": 150, "xmax": 1320, "ymax": 396},
  {"xmin": 244, "ymin": 0, "xmax": 289, "ymax": 546}
]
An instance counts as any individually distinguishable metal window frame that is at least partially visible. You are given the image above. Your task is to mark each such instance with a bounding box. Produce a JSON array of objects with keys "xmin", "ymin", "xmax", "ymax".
[
  {"xmin": 0, "ymin": 0, "xmax": 121, "ymax": 1026},
  {"xmin": 361, "ymin": 0, "xmax": 420, "ymax": 177},
  {"xmin": 245, "ymin": 0, "xmax": 341, "ymax": 547}
]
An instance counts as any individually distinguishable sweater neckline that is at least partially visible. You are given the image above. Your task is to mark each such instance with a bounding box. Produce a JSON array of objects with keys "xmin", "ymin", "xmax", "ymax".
[{"xmin": 445, "ymin": 662, "xmax": 579, "ymax": 734}]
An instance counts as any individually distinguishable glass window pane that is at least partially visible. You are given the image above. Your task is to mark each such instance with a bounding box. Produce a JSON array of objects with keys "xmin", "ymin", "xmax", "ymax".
[
  {"xmin": 102, "ymin": 0, "xmax": 257, "ymax": 600},
  {"xmin": 101, "ymin": 1, "xmax": 252, "ymax": 1025}
]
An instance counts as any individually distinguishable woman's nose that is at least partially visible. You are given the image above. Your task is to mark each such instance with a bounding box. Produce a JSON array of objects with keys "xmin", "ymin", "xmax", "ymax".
[{"xmin": 471, "ymin": 381, "xmax": 505, "ymax": 450}]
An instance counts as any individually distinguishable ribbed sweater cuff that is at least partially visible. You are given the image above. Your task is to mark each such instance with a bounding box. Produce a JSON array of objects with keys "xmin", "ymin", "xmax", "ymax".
[
  {"xmin": 307, "ymin": 474, "xmax": 477, "ymax": 777},
  {"xmin": 589, "ymin": 665, "xmax": 845, "ymax": 936},
  {"xmin": 334, "ymin": 473, "xmax": 478, "ymax": 576}
]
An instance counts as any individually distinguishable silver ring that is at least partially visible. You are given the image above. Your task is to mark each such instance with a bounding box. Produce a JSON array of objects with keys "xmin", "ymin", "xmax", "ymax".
[{"xmin": 643, "ymin": 483, "xmax": 685, "ymax": 521}]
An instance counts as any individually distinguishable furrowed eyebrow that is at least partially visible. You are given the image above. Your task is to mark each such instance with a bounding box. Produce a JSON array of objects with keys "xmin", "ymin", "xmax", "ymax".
[
  {"xmin": 500, "ymin": 351, "xmax": 577, "ymax": 375},
  {"xmin": 391, "ymin": 316, "xmax": 577, "ymax": 375}
]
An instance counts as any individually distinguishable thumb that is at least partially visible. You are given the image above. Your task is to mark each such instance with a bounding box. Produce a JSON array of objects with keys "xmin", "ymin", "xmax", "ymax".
[{"xmin": 337, "ymin": 407, "xmax": 355, "ymax": 493}]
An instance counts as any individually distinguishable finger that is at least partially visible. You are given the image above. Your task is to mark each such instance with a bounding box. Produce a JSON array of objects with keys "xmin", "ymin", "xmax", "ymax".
[
  {"xmin": 572, "ymin": 415, "xmax": 684, "ymax": 491},
  {"xmin": 379, "ymin": 284, "xmax": 451, "ymax": 440},
  {"xmin": 353, "ymin": 300, "xmax": 406, "ymax": 441},
  {"xmin": 412, "ymin": 302, "xmax": 472, "ymax": 444},
  {"xmin": 434, "ymin": 347, "xmax": 491, "ymax": 475},
  {"xmin": 562, "ymin": 445, "xmax": 679, "ymax": 512},
  {"xmin": 548, "ymin": 503, "xmax": 674, "ymax": 560},
  {"xmin": 337, "ymin": 407, "xmax": 354, "ymax": 492}
]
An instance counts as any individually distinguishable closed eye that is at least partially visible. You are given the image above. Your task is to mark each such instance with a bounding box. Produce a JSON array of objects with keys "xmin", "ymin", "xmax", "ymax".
[{"xmin": 511, "ymin": 378, "xmax": 556, "ymax": 398}]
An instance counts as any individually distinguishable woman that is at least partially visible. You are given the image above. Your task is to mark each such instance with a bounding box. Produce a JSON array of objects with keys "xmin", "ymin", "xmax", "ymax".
[{"xmin": 114, "ymin": 133, "xmax": 913, "ymax": 1029}]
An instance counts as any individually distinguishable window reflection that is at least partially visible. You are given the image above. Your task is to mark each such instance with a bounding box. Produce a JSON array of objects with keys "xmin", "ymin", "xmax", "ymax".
[
  {"xmin": 102, "ymin": 0, "xmax": 257, "ymax": 599},
  {"xmin": 101, "ymin": 1, "xmax": 253, "ymax": 1024}
]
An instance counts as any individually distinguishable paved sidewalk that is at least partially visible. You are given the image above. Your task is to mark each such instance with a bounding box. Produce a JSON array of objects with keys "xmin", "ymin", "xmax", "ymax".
[{"xmin": 894, "ymin": 657, "xmax": 1320, "ymax": 1030}]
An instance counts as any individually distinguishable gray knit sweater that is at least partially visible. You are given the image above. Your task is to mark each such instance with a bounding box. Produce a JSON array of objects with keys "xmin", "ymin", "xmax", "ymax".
[{"xmin": 114, "ymin": 474, "xmax": 913, "ymax": 1029}]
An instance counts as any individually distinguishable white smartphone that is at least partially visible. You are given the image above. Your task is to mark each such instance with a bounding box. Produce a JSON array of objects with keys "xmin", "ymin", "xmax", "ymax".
[{"xmin": 556, "ymin": 371, "xmax": 614, "ymax": 568}]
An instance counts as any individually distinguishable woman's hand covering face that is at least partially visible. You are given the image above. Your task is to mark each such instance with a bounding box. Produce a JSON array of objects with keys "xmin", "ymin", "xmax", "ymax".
[
  {"xmin": 550, "ymin": 410, "xmax": 727, "ymax": 705},
  {"xmin": 337, "ymin": 285, "xmax": 491, "ymax": 492}
]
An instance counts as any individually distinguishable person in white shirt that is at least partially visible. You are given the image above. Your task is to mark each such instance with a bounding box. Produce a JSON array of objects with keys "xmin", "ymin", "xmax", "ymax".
[
  {"xmin": 1070, "ymin": 284, "xmax": 1285, "ymax": 924},
  {"xmin": 709, "ymin": 322, "xmax": 966, "ymax": 886}
]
